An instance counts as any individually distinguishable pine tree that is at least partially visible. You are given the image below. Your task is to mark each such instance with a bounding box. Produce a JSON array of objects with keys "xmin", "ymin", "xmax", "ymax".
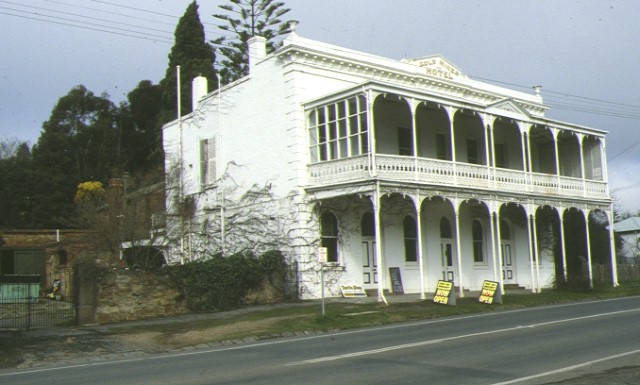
[
  {"xmin": 213, "ymin": 0, "xmax": 290, "ymax": 83},
  {"xmin": 158, "ymin": 1, "xmax": 217, "ymax": 124},
  {"xmin": 118, "ymin": 80, "xmax": 163, "ymax": 174}
]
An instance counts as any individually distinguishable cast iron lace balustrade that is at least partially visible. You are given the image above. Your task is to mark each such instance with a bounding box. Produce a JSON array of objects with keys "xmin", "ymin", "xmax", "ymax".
[{"xmin": 307, "ymin": 155, "xmax": 608, "ymax": 199}]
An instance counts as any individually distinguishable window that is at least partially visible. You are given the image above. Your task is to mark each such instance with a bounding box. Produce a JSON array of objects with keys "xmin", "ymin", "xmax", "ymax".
[
  {"xmin": 500, "ymin": 219, "xmax": 511, "ymax": 240},
  {"xmin": 495, "ymin": 143, "xmax": 507, "ymax": 168},
  {"xmin": 436, "ymin": 133, "xmax": 449, "ymax": 160},
  {"xmin": 467, "ymin": 139, "xmax": 478, "ymax": 164},
  {"xmin": 440, "ymin": 217, "xmax": 452, "ymax": 239},
  {"xmin": 403, "ymin": 216, "xmax": 417, "ymax": 262},
  {"xmin": 472, "ymin": 220, "xmax": 485, "ymax": 263},
  {"xmin": 0, "ymin": 250, "xmax": 15, "ymax": 274},
  {"xmin": 397, "ymin": 127, "xmax": 413, "ymax": 156},
  {"xmin": 200, "ymin": 138, "xmax": 216, "ymax": 187},
  {"xmin": 308, "ymin": 95, "xmax": 368, "ymax": 162},
  {"xmin": 321, "ymin": 212, "xmax": 339, "ymax": 263},
  {"xmin": 56, "ymin": 250, "xmax": 68, "ymax": 266},
  {"xmin": 361, "ymin": 212, "xmax": 375, "ymax": 237}
]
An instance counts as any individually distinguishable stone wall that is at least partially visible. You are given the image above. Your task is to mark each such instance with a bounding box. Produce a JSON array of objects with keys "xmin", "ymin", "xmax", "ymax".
[{"xmin": 76, "ymin": 264, "xmax": 187, "ymax": 325}]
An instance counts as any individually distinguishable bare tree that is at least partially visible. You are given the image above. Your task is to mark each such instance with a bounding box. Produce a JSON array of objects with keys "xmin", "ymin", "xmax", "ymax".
[{"xmin": 0, "ymin": 136, "xmax": 27, "ymax": 159}]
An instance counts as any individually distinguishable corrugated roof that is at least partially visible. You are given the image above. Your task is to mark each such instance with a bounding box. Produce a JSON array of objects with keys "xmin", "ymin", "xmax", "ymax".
[{"xmin": 614, "ymin": 217, "xmax": 640, "ymax": 233}]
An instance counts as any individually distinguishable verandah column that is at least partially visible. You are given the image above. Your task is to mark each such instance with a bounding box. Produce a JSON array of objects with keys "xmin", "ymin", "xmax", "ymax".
[
  {"xmin": 601, "ymin": 139, "xmax": 609, "ymax": 191},
  {"xmin": 582, "ymin": 208, "xmax": 594, "ymax": 288},
  {"xmin": 525, "ymin": 206, "xmax": 537, "ymax": 293},
  {"xmin": 490, "ymin": 207, "xmax": 499, "ymax": 284},
  {"xmin": 367, "ymin": 89, "xmax": 378, "ymax": 177},
  {"xmin": 517, "ymin": 122, "xmax": 531, "ymax": 190},
  {"xmin": 577, "ymin": 133, "xmax": 587, "ymax": 197},
  {"xmin": 373, "ymin": 182, "xmax": 386, "ymax": 302},
  {"xmin": 411, "ymin": 99, "xmax": 419, "ymax": 180},
  {"xmin": 412, "ymin": 193, "xmax": 427, "ymax": 299},
  {"xmin": 532, "ymin": 208, "xmax": 541, "ymax": 293},
  {"xmin": 607, "ymin": 205, "xmax": 619, "ymax": 287},
  {"xmin": 496, "ymin": 206, "xmax": 505, "ymax": 294},
  {"xmin": 445, "ymin": 106, "xmax": 457, "ymax": 186},
  {"xmin": 558, "ymin": 206, "xmax": 568, "ymax": 281},
  {"xmin": 519, "ymin": 129, "xmax": 528, "ymax": 188},
  {"xmin": 453, "ymin": 198, "xmax": 465, "ymax": 297},
  {"xmin": 481, "ymin": 113, "xmax": 496, "ymax": 188},
  {"xmin": 551, "ymin": 127, "xmax": 561, "ymax": 194}
]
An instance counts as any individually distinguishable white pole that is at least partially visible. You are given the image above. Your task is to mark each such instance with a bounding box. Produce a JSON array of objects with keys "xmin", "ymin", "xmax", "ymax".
[
  {"xmin": 321, "ymin": 263, "xmax": 325, "ymax": 317},
  {"xmin": 177, "ymin": 65, "xmax": 181, "ymax": 120},
  {"xmin": 177, "ymin": 65, "xmax": 186, "ymax": 263},
  {"xmin": 216, "ymin": 74, "xmax": 225, "ymax": 255}
]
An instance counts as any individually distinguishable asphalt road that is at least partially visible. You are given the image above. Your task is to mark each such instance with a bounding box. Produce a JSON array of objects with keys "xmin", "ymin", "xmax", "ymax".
[{"xmin": 1, "ymin": 296, "xmax": 639, "ymax": 385}]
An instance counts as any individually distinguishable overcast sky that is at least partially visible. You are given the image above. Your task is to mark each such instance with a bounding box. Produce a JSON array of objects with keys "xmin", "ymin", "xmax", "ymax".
[{"xmin": 1, "ymin": 0, "xmax": 639, "ymax": 213}]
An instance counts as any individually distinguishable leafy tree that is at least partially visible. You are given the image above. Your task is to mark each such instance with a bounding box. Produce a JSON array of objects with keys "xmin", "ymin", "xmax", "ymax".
[
  {"xmin": 0, "ymin": 143, "xmax": 35, "ymax": 228},
  {"xmin": 213, "ymin": 0, "xmax": 291, "ymax": 83},
  {"xmin": 30, "ymin": 85, "xmax": 119, "ymax": 228},
  {"xmin": 158, "ymin": 1, "xmax": 218, "ymax": 125}
]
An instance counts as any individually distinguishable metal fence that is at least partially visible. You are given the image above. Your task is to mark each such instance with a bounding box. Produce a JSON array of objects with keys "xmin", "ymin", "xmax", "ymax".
[{"xmin": 0, "ymin": 277, "xmax": 76, "ymax": 330}]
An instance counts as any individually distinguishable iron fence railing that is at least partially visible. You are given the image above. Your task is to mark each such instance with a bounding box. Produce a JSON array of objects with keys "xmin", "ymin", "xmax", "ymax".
[{"xmin": 0, "ymin": 283, "xmax": 76, "ymax": 330}]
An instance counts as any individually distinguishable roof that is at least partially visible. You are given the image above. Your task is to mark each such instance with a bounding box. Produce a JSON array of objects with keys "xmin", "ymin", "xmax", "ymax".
[{"xmin": 613, "ymin": 217, "xmax": 640, "ymax": 233}]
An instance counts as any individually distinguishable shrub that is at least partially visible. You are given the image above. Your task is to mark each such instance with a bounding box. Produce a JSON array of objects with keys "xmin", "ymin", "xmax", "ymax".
[{"xmin": 165, "ymin": 250, "xmax": 287, "ymax": 311}]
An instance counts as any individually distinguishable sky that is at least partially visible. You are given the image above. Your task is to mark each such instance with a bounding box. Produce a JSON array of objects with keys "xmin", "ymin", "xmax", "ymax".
[{"xmin": 1, "ymin": 0, "xmax": 639, "ymax": 213}]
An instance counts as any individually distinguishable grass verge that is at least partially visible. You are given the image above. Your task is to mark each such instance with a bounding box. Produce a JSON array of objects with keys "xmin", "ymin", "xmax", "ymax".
[{"xmin": 103, "ymin": 281, "xmax": 640, "ymax": 349}]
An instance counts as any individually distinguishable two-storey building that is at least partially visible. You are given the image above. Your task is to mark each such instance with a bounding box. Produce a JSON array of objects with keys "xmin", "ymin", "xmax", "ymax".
[{"xmin": 163, "ymin": 23, "xmax": 617, "ymax": 300}]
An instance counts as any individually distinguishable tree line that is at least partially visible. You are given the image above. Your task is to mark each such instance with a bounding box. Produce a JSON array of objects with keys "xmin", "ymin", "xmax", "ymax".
[{"xmin": 0, "ymin": 0, "xmax": 290, "ymax": 230}]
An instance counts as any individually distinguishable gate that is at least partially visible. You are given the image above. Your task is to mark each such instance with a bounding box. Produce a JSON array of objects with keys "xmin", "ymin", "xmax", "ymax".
[{"xmin": 0, "ymin": 275, "xmax": 76, "ymax": 330}]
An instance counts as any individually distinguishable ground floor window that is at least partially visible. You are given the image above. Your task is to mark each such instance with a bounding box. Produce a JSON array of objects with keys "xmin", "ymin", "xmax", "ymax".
[
  {"xmin": 472, "ymin": 219, "xmax": 485, "ymax": 263},
  {"xmin": 403, "ymin": 216, "xmax": 417, "ymax": 262},
  {"xmin": 321, "ymin": 212, "xmax": 339, "ymax": 263}
]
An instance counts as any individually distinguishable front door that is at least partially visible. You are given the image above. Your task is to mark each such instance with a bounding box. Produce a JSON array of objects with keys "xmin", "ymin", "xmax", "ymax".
[
  {"xmin": 441, "ymin": 241, "xmax": 455, "ymax": 282},
  {"xmin": 501, "ymin": 242, "xmax": 516, "ymax": 283},
  {"xmin": 362, "ymin": 239, "xmax": 377, "ymax": 288}
]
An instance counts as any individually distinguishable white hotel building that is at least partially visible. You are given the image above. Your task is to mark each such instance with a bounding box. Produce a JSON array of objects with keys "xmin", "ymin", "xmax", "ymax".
[{"xmin": 163, "ymin": 24, "xmax": 618, "ymax": 300}]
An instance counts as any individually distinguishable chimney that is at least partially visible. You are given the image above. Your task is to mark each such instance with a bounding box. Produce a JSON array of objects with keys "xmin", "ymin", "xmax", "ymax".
[
  {"xmin": 248, "ymin": 35, "xmax": 267, "ymax": 74},
  {"xmin": 192, "ymin": 75, "xmax": 208, "ymax": 111}
]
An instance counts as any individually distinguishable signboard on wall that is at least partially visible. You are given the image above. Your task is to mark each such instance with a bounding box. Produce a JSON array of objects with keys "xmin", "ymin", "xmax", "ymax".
[
  {"xmin": 317, "ymin": 247, "xmax": 327, "ymax": 263},
  {"xmin": 340, "ymin": 285, "xmax": 367, "ymax": 297},
  {"xmin": 433, "ymin": 280, "xmax": 456, "ymax": 305},
  {"xmin": 389, "ymin": 267, "xmax": 404, "ymax": 294},
  {"xmin": 478, "ymin": 280, "xmax": 502, "ymax": 304}
]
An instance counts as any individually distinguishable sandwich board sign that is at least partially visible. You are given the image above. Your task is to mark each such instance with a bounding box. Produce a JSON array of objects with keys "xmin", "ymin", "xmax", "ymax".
[
  {"xmin": 478, "ymin": 280, "xmax": 502, "ymax": 304},
  {"xmin": 433, "ymin": 280, "xmax": 456, "ymax": 305},
  {"xmin": 389, "ymin": 267, "xmax": 404, "ymax": 294}
]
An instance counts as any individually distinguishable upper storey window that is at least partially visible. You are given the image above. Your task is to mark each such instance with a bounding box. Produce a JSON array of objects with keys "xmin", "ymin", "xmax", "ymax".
[{"xmin": 308, "ymin": 95, "xmax": 369, "ymax": 162}]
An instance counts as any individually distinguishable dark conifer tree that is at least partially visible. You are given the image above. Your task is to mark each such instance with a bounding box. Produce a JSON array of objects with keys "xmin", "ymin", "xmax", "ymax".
[{"xmin": 158, "ymin": 1, "xmax": 217, "ymax": 125}]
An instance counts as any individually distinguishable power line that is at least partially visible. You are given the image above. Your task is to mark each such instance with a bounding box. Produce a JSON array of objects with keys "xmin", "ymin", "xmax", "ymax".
[
  {"xmin": 469, "ymin": 74, "xmax": 640, "ymax": 121},
  {"xmin": 0, "ymin": 5, "xmax": 172, "ymax": 42},
  {"xmin": 89, "ymin": 0, "xmax": 180, "ymax": 19},
  {"xmin": 42, "ymin": 0, "xmax": 177, "ymax": 27},
  {"xmin": 0, "ymin": 1, "xmax": 174, "ymax": 37},
  {"xmin": 0, "ymin": 9, "xmax": 173, "ymax": 43},
  {"xmin": 0, "ymin": 3, "xmax": 236, "ymax": 49},
  {"xmin": 88, "ymin": 0, "xmax": 221, "ymax": 29}
]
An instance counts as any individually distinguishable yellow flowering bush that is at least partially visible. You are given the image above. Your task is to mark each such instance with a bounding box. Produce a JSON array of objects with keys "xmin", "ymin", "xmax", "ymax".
[{"xmin": 75, "ymin": 181, "xmax": 105, "ymax": 202}]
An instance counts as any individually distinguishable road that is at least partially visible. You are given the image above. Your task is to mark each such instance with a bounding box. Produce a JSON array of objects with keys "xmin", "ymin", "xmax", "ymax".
[{"xmin": 1, "ymin": 296, "xmax": 639, "ymax": 385}]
